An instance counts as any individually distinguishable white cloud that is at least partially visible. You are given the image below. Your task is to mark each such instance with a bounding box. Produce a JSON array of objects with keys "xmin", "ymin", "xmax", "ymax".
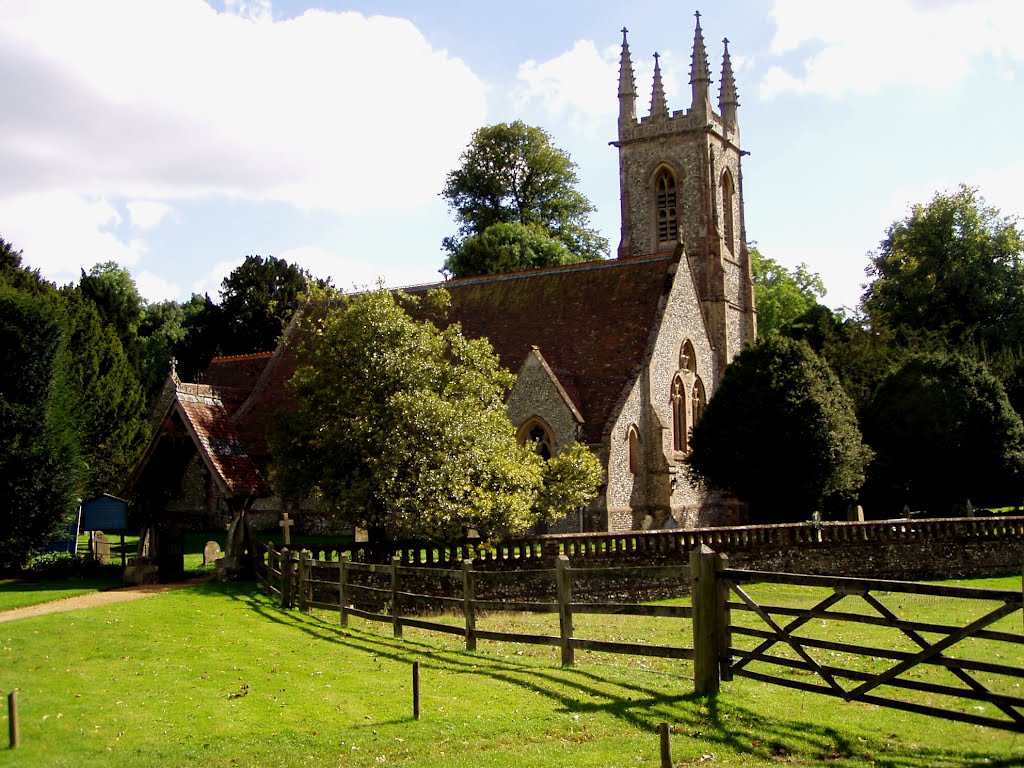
[
  {"xmin": 135, "ymin": 270, "xmax": 182, "ymax": 304},
  {"xmin": 192, "ymin": 256, "xmax": 246, "ymax": 300},
  {"xmin": 127, "ymin": 201, "xmax": 173, "ymax": 230},
  {"xmin": 762, "ymin": 0, "xmax": 1024, "ymax": 99},
  {"xmin": 279, "ymin": 244, "xmax": 441, "ymax": 293},
  {"xmin": 0, "ymin": 191, "xmax": 143, "ymax": 284},
  {"xmin": 513, "ymin": 39, "xmax": 690, "ymax": 131},
  {"xmin": 0, "ymin": 1, "xmax": 486, "ymax": 228}
]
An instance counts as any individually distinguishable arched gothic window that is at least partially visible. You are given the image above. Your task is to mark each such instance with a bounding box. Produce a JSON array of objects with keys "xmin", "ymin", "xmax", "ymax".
[
  {"xmin": 680, "ymin": 339, "xmax": 697, "ymax": 376},
  {"xmin": 517, "ymin": 418, "xmax": 554, "ymax": 460},
  {"xmin": 655, "ymin": 168, "xmax": 679, "ymax": 244},
  {"xmin": 692, "ymin": 377, "xmax": 707, "ymax": 433},
  {"xmin": 671, "ymin": 376, "xmax": 687, "ymax": 452},
  {"xmin": 628, "ymin": 425, "xmax": 641, "ymax": 475},
  {"xmin": 721, "ymin": 170, "xmax": 735, "ymax": 254}
]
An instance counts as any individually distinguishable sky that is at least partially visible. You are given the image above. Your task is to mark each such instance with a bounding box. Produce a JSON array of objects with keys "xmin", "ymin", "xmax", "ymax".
[{"xmin": 2, "ymin": 0, "xmax": 1023, "ymax": 313}]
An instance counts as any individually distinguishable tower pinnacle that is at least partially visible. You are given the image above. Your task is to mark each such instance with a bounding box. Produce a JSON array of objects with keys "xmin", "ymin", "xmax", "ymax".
[
  {"xmin": 649, "ymin": 52, "xmax": 669, "ymax": 119},
  {"xmin": 618, "ymin": 27, "xmax": 637, "ymax": 127},
  {"xmin": 719, "ymin": 37, "xmax": 739, "ymax": 125},
  {"xmin": 689, "ymin": 11, "xmax": 712, "ymax": 115}
]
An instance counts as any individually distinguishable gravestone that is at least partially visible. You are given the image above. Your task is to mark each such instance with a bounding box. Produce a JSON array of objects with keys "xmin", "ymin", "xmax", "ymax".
[
  {"xmin": 90, "ymin": 531, "xmax": 111, "ymax": 564},
  {"xmin": 203, "ymin": 541, "xmax": 223, "ymax": 566}
]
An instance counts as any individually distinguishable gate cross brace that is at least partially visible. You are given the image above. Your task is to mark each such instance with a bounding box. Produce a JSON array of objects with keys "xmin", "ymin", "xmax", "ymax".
[
  {"xmin": 730, "ymin": 583, "xmax": 845, "ymax": 695},
  {"xmin": 845, "ymin": 599, "xmax": 1022, "ymax": 704},
  {"xmin": 730, "ymin": 589, "xmax": 846, "ymax": 675}
]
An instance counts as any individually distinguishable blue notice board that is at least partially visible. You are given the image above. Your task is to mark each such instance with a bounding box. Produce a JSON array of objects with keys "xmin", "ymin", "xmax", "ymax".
[{"xmin": 81, "ymin": 494, "xmax": 128, "ymax": 531}]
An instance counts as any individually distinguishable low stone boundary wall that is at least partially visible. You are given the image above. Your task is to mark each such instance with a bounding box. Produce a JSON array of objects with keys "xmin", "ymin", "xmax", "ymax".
[{"xmin": 375, "ymin": 516, "xmax": 1024, "ymax": 581}]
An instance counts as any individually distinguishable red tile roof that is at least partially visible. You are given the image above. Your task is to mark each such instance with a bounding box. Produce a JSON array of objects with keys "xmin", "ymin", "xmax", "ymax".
[
  {"xmin": 174, "ymin": 383, "xmax": 272, "ymax": 497},
  {"xmin": 203, "ymin": 352, "xmax": 273, "ymax": 391},
  {"xmin": 232, "ymin": 255, "xmax": 679, "ymax": 460}
]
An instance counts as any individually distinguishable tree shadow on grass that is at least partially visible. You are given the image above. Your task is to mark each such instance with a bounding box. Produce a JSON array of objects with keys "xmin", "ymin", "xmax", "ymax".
[{"xmin": 188, "ymin": 581, "xmax": 1024, "ymax": 768}]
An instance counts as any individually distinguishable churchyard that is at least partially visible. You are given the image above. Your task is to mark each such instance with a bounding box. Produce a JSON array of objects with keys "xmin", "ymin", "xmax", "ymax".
[{"xmin": 1, "ymin": 564, "xmax": 1021, "ymax": 767}]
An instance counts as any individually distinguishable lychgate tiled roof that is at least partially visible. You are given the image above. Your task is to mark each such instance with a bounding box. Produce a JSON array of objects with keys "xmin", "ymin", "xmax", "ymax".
[
  {"xmin": 203, "ymin": 352, "xmax": 273, "ymax": 391},
  {"xmin": 174, "ymin": 383, "xmax": 271, "ymax": 497}
]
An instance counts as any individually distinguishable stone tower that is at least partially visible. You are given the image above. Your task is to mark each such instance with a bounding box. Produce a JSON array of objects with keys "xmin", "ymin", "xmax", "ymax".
[{"xmin": 613, "ymin": 15, "xmax": 756, "ymax": 373}]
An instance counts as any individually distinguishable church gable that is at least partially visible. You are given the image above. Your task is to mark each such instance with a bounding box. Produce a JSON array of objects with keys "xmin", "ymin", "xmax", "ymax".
[{"xmin": 507, "ymin": 346, "xmax": 584, "ymax": 457}]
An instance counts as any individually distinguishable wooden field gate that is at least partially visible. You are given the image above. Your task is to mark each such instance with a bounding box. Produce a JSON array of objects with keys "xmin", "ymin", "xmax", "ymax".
[
  {"xmin": 702, "ymin": 547, "xmax": 1024, "ymax": 732},
  {"xmin": 253, "ymin": 540, "xmax": 1023, "ymax": 732}
]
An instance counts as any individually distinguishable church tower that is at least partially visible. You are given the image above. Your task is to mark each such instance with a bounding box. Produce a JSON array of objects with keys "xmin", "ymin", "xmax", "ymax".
[{"xmin": 613, "ymin": 15, "xmax": 756, "ymax": 371}]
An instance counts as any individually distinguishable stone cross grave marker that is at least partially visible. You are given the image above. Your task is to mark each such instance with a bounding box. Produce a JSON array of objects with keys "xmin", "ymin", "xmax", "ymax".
[
  {"xmin": 279, "ymin": 512, "xmax": 294, "ymax": 546},
  {"xmin": 90, "ymin": 531, "xmax": 111, "ymax": 565},
  {"xmin": 203, "ymin": 540, "xmax": 223, "ymax": 566}
]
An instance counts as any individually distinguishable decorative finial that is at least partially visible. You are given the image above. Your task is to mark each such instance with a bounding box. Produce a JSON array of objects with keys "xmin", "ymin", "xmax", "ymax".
[
  {"xmin": 689, "ymin": 9, "xmax": 712, "ymax": 112},
  {"xmin": 618, "ymin": 25, "xmax": 637, "ymax": 125},
  {"xmin": 719, "ymin": 35, "xmax": 739, "ymax": 122},
  {"xmin": 650, "ymin": 52, "xmax": 669, "ymax": 119}
]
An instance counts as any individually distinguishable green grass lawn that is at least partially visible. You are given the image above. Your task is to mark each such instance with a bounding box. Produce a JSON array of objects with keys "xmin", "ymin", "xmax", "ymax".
[
  {"xmin": 0, "ymin": 578, "xmax": 122, "ymax": 612},
  {"xmin": 1, "ymin": 577, "xmax": 1021, "ymax": 767}
]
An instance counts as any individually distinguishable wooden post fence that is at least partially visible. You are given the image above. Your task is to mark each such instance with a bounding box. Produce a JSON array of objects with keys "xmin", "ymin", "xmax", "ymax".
[
  {"xmin": 339, "ymin": 553, "xmax": 349, "ymax": 627},
  {"xmin": 391, "ymin": 555, "xmax": 403, "ymax": 638},
  {"xmin": 298, "ymin": 550, "xmax": 311, "ymax": 613},
  {"xmin": 8, "ymin": 690, "xmax": 18, "ymax": 749},
  {"xmin": 658, "ymin": 722, "xmax": 671, "ymax": 768},
  {"xmin": 690, "ymin": 544, "xmax": 728, "ymax": 694},
  {"xmin": 462, "ymin": 560, "xmax": 476, "ymax": 651},
  {"xmin": 557, "ymin": 554, "xmax": 574, "ymax": 666}
]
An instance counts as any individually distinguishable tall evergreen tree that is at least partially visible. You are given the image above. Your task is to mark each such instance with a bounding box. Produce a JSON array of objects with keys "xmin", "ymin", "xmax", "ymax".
[{"xmin": 0, "ymin": 286, "xmax": 80, "ymax": 569}]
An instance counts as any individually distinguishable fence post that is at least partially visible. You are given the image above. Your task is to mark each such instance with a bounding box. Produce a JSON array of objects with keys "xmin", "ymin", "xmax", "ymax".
[
  {"xmin": 556, "ymin": 554, "xmax": 574, "ymax": 666},
  {"xmin": 462, "ymin": 560, "xmax": 476, "ymax": 652},
  {"xmin": 280, "ymin": 548, "xmax": 291, "ymax": 609},
  {"xmin": 658, "ymin": 722, "xmax": 671, "ymax": 768},
  {"xmin": 391, "ymin": 555, "xmax": 403, "ymax": 638},
  {"xmin": 691, "ymin": 544, "xmax": 725, "ymax": 695},
  {"xmin": 8, "ymin": 690, "xmax": 18, "ymax": 749},
  {"xmin": 339, "ymin": 553, "xmax": 349, "ymax": 627},
  {"xmin": 298, "ymin": 550, "xmax": 310, "ymax": 613}
]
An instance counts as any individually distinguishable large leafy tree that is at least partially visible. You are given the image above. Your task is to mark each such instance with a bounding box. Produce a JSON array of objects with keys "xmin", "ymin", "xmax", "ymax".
[
  {"xmin": 751, "ymin": 247, "xmax": 827, "ymax": 337},
  {"xmin": 270, "ymin": 288, "xmax": 601, "ymax": 551},
  {"xmin": 687, "ymin": 337, "xmax": 871, "ymax": 522},
  {"xmin": 441, "ymin": 121, "xmax": 608, "ymax": 277},
  {"xmin": 862, "ymin": 353, "xmax": 1024, "ymax": 517},
  {"xmin": 862, "ymin": 185, "xmax": 1024, "ymax": 356},
  {"xmin": 219, "ymin": 254, "xmax": 325, "ymax": 355},
  {"xmin": 0, "ymin": 286, "xmax": 80, "ymax": 569}
]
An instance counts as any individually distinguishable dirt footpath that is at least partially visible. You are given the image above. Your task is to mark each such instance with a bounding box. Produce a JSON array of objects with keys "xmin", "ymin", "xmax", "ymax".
[{"xmin": 0, "ymin": 577, "xmax": 211, "ymax": 623}]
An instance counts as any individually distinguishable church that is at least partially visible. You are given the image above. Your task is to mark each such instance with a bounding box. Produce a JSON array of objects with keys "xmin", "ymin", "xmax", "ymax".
[{"xmin": 126, "ymin": 15, "xmax": 757, "ymax": 541}]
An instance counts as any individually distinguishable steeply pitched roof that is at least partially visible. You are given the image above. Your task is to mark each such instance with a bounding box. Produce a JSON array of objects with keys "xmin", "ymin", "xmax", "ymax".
[
  {"xmin": 414, "ymin": 255, "xmax": 678, "ymax": 443},
  {"xmin": 204, "ymin": 352, "xmax": 274, "ymax": 391},
  {"xmin": 128, "ymin": 380, "xmax": 271, "ymax": 498}
]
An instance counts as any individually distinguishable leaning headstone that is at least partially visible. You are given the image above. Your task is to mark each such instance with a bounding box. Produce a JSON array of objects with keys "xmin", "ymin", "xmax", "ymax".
[
  {"xmin": 90, "ymin": 531, "xmax": 111, "ymax": 565},
  {"xmin": 203, "ymin": 541, "xmax": 223, "ymax": 566},
  {"xmin": 855, "ymin": 505, "xmax": 865, "ymax": 522}
]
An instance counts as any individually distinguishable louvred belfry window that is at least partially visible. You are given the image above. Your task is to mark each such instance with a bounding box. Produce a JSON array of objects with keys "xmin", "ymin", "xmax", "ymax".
[{"xmin": 656, "ymin": 169, "xmax": 678, "ymax": 243}]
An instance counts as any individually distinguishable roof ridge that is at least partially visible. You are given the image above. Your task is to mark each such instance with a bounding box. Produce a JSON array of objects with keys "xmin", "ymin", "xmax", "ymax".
[
  {"xmin": 398, "ymin": 254, "xmax": 675, "ymax": 292},
  {"xmin": 209, "ymin": 352, "xmax": 275, "ymax": 363}
]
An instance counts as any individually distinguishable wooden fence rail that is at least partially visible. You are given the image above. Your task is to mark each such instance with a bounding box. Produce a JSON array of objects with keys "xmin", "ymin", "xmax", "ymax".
[{"xmin": 251, "ymin": 540, "xmax": 1023, "ymax": 732}]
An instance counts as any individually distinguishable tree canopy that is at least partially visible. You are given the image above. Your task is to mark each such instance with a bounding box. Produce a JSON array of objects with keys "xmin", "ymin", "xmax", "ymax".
[
  {"xmin": 862, "ymin": 185, "xmax": 1024, "ymax": 356},
  {"xmin": 0, "ymin": 286, "xmax": 80, "ymax": 569},
  {"xmin": 219, "ymin": 254, "xmax": 326, "ymax": 356},
  {"xmin": 270, "ymin": 288, "xmax": 601, "ymax": 550},
  {"xmin": 751, "ymin": 247, "xmax": 827, "ymax": 337},
  {"xmin": 687, "ymin": 336, "xmax": 871, "ymax": 521},
  {"xmin": 441, "ymin": 121, "xmax": 608, "ymax": 277},
  {"xmin": 861, "ymin": 353, "xmax": 1024, "ymax": 517}
]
